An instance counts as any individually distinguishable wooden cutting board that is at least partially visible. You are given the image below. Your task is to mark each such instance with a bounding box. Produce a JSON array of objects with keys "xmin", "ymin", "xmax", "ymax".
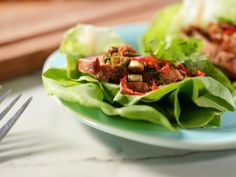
[{"xmin": 0, "ymin": 0, "xmax": 178, "ymax": 81}]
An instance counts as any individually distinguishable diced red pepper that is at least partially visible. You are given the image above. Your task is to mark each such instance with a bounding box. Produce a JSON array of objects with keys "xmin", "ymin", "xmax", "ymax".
[
  {"xmin": 158, "ymin": 63, "xmax": 170, "ymax": 73},
  {"xmin": 178, "ymin": 64, "xmax": 190, "ymax": 74},
  {"xmin": 151, "ymin": 80, "xmax": 158, "ymax": 90},
  {"xmin": 223, "ymin": 28, "xmax": 236, "ymax": 35},
  {"xmin": 132, "ymin": 56, "xmax": 158, "ymax": 71},
  {"xmin": 131, "ymin": 56, "xmax": 158, "ymax": 63},
  {"xmin": 196, "ymin": 69, "xmax": 205, "ymax": 76},
  {"xmin": 120, "ymin": 76, "xmax": 143, "ymax": 95}
]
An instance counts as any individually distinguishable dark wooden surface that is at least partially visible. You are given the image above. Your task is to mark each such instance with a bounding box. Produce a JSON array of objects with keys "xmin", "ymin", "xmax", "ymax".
[{"xmin": 0, "ymin": 0, "xmax": 178, "ymax": 81}]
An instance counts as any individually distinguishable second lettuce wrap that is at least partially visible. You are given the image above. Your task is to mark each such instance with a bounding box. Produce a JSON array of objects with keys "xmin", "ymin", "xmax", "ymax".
[{"xmin": 141, "ymin": 0, "xmax": 236, "ymax": 96}]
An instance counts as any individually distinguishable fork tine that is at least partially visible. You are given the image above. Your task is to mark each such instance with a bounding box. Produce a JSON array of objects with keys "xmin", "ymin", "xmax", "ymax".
[
  {"xmin": 0, "ymin": 90, "xmax": 12, "ymax": 104},
  {"xmin": 0, "ymin": 97, "xmax": 32, "ymax": 141},
  {"xmin": 0, "ymin": 94, "xmax": 22, "ymax": 121}
]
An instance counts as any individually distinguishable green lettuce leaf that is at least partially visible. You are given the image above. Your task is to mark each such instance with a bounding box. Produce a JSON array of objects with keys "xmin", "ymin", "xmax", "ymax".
[
  {"xmin": 184, "ymin": 60, "xmax": 236, "ymax": 96},
  {"xmin": 43, "ymin": 68, "xmax": 235, "ymax": 130},
  {"xmin": 43, "ymin": 69, "xmax": 174, "ymax": 130},
  {"xmin": 60, "ymin": 24, "xmax": 123, "ymax": 78},
  {"xmin": 153, "ymin": 37, "xmax": 203, "ymax": 63},
  {"xmin": 141, "ymin": 4, "xmax": 180, "ymax": 53},
  {"xmin": 217, "ymin": 17, "xmax": 236, "ymax": 24}
]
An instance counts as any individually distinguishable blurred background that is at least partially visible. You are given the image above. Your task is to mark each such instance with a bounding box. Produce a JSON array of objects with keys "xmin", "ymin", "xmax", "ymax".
[{"xmin": 0, "ymin": 0, "xmax": 178, "ymax": 81}]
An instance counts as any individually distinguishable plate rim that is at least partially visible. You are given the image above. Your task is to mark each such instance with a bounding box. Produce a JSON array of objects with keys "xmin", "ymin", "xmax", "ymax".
[{"xmin": 53, "ymin": 96, "xmax": 236, "ymax": 151}]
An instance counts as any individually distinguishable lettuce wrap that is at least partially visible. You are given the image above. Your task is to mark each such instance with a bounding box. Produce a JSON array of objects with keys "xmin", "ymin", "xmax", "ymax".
[
  {"xmin": 141, "ymin": 0, "xmax": 236, "ymax": 96},
  {"xmin": 43, "ymin": 24, "xmax": 235, "ymax": 130}
]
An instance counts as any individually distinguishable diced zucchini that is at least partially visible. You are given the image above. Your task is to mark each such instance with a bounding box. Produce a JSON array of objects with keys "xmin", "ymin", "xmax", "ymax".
[
  {"xmin": 127, "ymin": 74, "xmax": 143, "ymax": 82},
  {"xmin": 128, "ymin": 60, "xmax": 144, "ymax": 73}
]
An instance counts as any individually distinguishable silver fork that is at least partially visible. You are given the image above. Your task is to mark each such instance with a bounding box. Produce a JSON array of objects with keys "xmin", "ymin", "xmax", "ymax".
[{"xmin": 0, "ymin": 90, "xmax": 32, "ymax": 141}]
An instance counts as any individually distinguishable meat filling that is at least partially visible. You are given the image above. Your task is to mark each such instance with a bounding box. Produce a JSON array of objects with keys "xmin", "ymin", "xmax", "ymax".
[{"xmin": 77, "ymin": 45, "xmax": 204, "ymax": 95}]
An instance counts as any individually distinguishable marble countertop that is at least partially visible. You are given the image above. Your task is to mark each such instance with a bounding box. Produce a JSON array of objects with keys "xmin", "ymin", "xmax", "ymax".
[{"xmin": 1, "ymin": 71, "xmax": 236, "ymax": 177}]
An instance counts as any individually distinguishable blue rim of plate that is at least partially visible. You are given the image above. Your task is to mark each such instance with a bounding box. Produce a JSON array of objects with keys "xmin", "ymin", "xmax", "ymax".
[{"xmin": 43, "ymin": 23, "xmax": 236, "ymax": 151}]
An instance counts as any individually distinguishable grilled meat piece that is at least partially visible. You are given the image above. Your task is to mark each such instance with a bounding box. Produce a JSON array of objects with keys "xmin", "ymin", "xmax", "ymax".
[
  {"xmin": 118, "ymin": 44, "xmax": 138, "ymax": 57},
  {"xmin": 78, "ymin": 57, "xmax": 121, "ymax": 82},
  {"xmin": 160, "ymin": 67, "xmax": 184, "ymax": 84},
  {"xmin": 126, "ymin": 81, "xmax": 151, "ymax": 93}
]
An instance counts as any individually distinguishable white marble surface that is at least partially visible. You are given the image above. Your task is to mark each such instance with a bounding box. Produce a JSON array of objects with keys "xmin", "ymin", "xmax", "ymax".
[{"xmin": 1, "ymin": 71, "xmax": 236, "ymax": 177}]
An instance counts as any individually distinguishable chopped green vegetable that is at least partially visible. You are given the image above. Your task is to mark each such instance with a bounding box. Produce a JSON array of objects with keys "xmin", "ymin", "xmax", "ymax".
[
  {"xmin": 153, "ymin": 37, "xmax": 202, "ymax": 63},
  {"xmin": 217, "ymin": 17, "xmax": 236, "ymax": 24}
]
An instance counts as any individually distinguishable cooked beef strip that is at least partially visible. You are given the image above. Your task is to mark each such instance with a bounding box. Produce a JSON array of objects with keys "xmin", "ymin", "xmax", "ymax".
[
  {"xmin": 126, "ymin": 82, "xmax": 151, "ymax": 93},
  {"xmin": 118, "ymin": 44, "xmax": 138, "ymax": 57},
  {"xmin": 78, "ymin": 57, "xmax": 121, "ymax": 82},
  {"xmin": 160, "ymin": 67, "xmax": 184, "ymax": 84}
]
